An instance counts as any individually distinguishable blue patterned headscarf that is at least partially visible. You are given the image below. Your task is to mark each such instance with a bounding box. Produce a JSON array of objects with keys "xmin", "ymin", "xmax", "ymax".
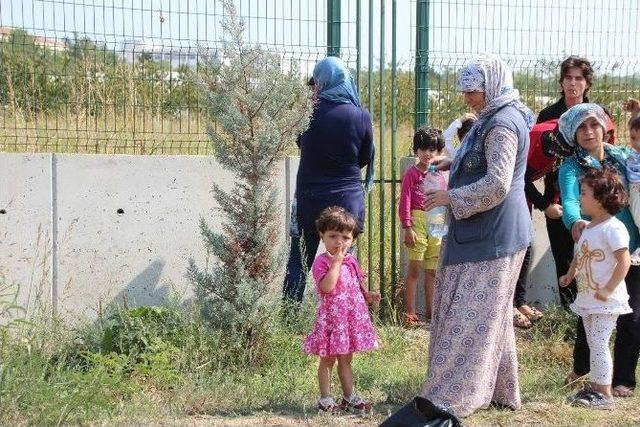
[
  {"xmin": 558, "ymin": 103, "xmax": 608, "ymax": 148},
  {"xmin": 313, "ymin": 56, "xmax": 362, "ymax": 107},
  {"xmin": 558, "ymin": 103, "xmax": 627, "ymax": 172}
]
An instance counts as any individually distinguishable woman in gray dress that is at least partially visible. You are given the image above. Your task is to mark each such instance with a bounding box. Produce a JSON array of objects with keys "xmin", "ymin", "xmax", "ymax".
[{"xmin": 421, "ymin": 54, "xmax": 534, "ymax": 418}]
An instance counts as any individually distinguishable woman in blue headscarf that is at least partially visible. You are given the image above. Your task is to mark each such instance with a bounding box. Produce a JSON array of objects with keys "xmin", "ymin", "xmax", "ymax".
[
  {"xmin": 282, "ymin": 56, "xmax": 374, "ymax": 304},
  {"xmin": 558, "ymin": 103, "xmax": 640, "ymax": 400}
]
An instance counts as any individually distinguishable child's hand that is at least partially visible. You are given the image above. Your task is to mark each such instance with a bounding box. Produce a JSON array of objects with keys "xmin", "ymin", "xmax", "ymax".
[
  {"xmin": 558, "ymin": 274, "xmax": 572, "ymax": 287},
  {"xmin": 328, "ymin": 243, "xmax": 348, "ymax": 265},
  {"xmin": 460, "ymin": 112, "xmax": 477, "ymax": 122},
  {"xmin": 364, "ymin": 291, "xmax": 381, "ymax": 305},
  {"xmin": 404, "ymin": 228, "xmax": 417, "ymax": 247},
  {"xmin": 624, "ymin": 98, "xmax": 640, "ymax": 114},
  {"xmin": 595, "ymin": 287, "xmax": 613, "ymax": 302}
]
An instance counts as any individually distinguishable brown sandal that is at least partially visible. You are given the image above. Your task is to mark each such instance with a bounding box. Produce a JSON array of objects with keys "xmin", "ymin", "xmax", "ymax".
[{"xmin": 513, "ymin": 311, "xmax": 532, "ymax": 329}]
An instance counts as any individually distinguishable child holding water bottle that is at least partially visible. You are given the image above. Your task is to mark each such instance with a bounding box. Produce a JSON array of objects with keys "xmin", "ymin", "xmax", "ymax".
[{"xmin": 398, "ymin": 126, "xmax": 448, "ymax": 326}]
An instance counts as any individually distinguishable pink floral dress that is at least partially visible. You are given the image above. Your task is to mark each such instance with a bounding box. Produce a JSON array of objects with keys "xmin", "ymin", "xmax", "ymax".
[{"xmin": 303, "ymin": 253, "xmax": 379, "ymax": 357}]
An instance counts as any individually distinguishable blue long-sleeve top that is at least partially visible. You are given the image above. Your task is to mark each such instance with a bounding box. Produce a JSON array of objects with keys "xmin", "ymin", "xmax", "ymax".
[
  {"xmin": 295, "ymin": 99, "xmax": 374, "ymax": 232},
  {"xmin": 558, "ymin": 152, "xmax": 639, "ymax": 251}
]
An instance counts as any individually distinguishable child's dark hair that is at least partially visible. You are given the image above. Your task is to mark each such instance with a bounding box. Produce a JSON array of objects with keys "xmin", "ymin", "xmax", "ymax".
[
  {"xmin": 413, "ymin": 126, "xmax": 445, "ymax": 153},
  {"xmin": 315, "ymin": 206, "xmax": 361, "ymax": 238},
  {"xmin": 457, "ymin": 116, "xmax": 477, "ymax": 141},
  {"xmin": 629, "ymin": 116, "xmax": 640, "ymax": 132},
  {"xmin": 579, "ymin": 166, "xmax": 628, "ymax": 215}
]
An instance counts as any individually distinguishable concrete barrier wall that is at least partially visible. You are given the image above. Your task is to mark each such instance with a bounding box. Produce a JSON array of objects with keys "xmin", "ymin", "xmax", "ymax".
[
  {"xmin": 0, "ymin": 152, "xmax": 557, "ymax": 320},
  {"xmin": 0, "ymin": 153, "xmax": 290, "ymax": 319}
]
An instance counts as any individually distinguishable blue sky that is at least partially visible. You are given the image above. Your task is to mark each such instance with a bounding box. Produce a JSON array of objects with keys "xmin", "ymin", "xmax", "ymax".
[{"xmin": 2, "ymin": 0, "xmax": 639, "ymax": 76}]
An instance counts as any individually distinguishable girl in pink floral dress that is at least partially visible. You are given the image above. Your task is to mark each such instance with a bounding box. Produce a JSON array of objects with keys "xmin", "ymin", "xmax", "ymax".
[{"xmin": 303, "ymin": 206, "xmax": 380, "ymax": 413}]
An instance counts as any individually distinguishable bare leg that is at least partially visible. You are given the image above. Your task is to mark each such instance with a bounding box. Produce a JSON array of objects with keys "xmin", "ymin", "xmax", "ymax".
[
  {"xmin": 318, "ymin": 356, "xmax": 336, "ymax": 398},
  {"xmin": 404, "ymin": 260, "xmax": 422, "ymax": 315},
  {"xmin": 337, "ymin": 353, "xmax": 354, "ymax": 398},
  {"xmin": 424, "ymin": 268, "xmax": 435, "ymax": 320}
]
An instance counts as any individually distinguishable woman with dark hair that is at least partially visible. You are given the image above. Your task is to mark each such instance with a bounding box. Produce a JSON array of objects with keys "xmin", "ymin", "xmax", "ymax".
[
  {"xmin": 514, "ymin": 57, "xmax": 596, "ymax": 331},
  {"xmin": 558, "ymin": 103, "xmax": 640, "ymax": 399},
  {"xmin": 282, "ymin": 56, "xmax": 374, "ymax": 304}
]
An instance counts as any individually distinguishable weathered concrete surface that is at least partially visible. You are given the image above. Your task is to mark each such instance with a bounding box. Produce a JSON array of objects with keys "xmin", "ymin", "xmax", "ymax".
[
  {"xmin": 0, "ymin": 153, "xmax": 53, "ymax": 315},
  {"xmin": 1, "ymin": 152, "xmax": 556, "ymax": 321}
]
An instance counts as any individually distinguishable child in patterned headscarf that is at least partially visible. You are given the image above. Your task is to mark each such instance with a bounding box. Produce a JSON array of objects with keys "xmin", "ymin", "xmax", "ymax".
[{"xmin": 624, "ymin": 98, "xmax": 640, "ymax": 264}]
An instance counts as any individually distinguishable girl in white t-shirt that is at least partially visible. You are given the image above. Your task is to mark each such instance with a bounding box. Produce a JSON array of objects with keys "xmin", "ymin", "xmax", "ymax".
[{"xmin": 560, "ymin": 166, "xmax": 632, "ymax": 410}]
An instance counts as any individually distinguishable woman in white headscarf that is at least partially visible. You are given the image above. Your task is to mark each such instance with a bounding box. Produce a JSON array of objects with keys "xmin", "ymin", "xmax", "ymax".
[{"xmin": 417, "ymin": 54, "xmax": 535, "ymax": 419}]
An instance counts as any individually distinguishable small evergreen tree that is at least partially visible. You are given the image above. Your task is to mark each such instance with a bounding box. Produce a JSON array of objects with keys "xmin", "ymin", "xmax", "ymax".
[{"xmin": 187, "ymin": 0, "xmax": 312, "ymax": 366}]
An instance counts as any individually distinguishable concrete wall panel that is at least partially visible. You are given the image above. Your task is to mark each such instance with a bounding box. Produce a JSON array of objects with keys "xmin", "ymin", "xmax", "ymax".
[
  {"xmin": 0, "ymin": 153, "xmax": 53, "ymax": 314},
  {"xmin": 53, "ymin": 154, "xmax": 287, "ymax": 318}
]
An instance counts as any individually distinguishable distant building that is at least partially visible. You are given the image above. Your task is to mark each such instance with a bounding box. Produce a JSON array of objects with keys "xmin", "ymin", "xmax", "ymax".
[
  {"xmin": 119, "ymin": 39, "xmax": 199, "ymax": 67},
  {"xmin": 0, "ymin": 26, "xmax": 12, "ymax": 40},
  {"xmin": 34, "ymin": 35, "xmax": 68, "ymax": 52},
  {"xmin": 0, "ymin": 26, "xmax": 68, "ymax": 51}
]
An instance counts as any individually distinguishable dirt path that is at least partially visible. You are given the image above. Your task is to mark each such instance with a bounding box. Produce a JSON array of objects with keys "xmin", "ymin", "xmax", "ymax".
[{"xmin": 177, "ymin": 396, "xmax": 640, "ymax": 426}]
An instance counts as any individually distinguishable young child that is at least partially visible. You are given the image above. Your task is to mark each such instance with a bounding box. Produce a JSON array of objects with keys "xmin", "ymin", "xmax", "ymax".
[
  {"xmin": 624, "ymin": 98, "xmax": 640, "ymax": 264},
  {"xmin": 398, "ymin": 126, "xmax": 447, "ymax": 326},
  {"xmin": 559, "ymin": 167, "xmax": 632, "ymax": 410},
  {"xmin": 442, "ymin": 112, "xmax": 477, "ymax": 158},
  {"xmin": 302, "ymin": 206, "xmax": 380, "ymax": 413}
]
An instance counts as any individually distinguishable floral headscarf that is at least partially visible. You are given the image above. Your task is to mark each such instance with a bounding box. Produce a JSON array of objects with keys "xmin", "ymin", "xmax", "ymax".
[
  {"xmin": 451, "ymin": 54, "xmax": 534, "ymax": 175},
  {"xmin": 312, "ymin": 56, "xmax": 361, "ymax": 107},
  {"xmin": 558, "ymin": 103, "xmax": 627, "ymax": 172},
  {"xmin": 456, "ymin": 53, "xmax": 534, "ymax": 128}
]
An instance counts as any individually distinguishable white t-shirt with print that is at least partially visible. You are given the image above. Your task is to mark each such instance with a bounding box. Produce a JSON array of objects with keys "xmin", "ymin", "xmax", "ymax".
[{"xmin": 570, "ymin": 216, "xmax": 633, "ymax": 316}]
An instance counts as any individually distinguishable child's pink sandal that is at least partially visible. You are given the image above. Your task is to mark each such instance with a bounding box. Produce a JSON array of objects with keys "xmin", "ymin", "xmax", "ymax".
[
  {"xmin": 317, "ymin": 397, "xmax": 341, "ymax": 413},
  {"xmin": 340, "ymin": 395, "xmax": 372, "ymax": 412}
]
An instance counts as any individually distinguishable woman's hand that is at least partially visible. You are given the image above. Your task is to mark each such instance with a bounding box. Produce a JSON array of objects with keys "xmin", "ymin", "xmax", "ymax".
[
  {"xmin": 544, "ymin": 203, "xmax": 563, "ymax": 219},
  {"xmin": 430, "ymin": 156, "xmax": 452, "ymax": 171},
  {"xmin": 425, "ymin": 189, "xmax": 450, "ymax": 211},
  {"xmin": 571, "ymin": 219, "xmax": 588, "ymax": 242},
  {"xmin": 404, "ymin": 228, "xmax": 417, "ymax": 248}
]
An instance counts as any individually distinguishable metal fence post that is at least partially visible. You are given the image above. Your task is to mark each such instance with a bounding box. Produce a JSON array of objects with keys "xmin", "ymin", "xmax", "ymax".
[
  {"xmin": 414, "ymin": 0, "xmax": 429, "ymax": 129},
  {"xmin": 390, "ymin": 0, "xmax": 398, "ymax": 310},
  {"xmin": 327, "ymin": 0, "xmax": 341, "ymax": 57}
]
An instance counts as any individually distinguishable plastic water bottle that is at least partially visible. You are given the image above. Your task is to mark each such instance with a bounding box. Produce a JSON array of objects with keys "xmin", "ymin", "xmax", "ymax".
[{"xmin": 423, "ymin": 165, "xmax": 449, "ymax": 238}]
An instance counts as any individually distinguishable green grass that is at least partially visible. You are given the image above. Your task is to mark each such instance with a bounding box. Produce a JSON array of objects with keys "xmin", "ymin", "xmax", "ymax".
[{"xmin": 1, "ymin": 300, "xmax": 639, "ymax": 426}]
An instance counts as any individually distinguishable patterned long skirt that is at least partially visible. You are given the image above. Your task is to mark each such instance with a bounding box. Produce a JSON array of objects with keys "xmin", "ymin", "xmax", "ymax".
[{"xmin": 419, "ymin": 250, "xmax": 526, "ymax": 418}]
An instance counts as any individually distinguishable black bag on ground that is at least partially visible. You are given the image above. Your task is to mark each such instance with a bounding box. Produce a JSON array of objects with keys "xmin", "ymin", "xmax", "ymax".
[{"xmin": 379, "ymin": 396, "xmax": 461, "ymax": 427}]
